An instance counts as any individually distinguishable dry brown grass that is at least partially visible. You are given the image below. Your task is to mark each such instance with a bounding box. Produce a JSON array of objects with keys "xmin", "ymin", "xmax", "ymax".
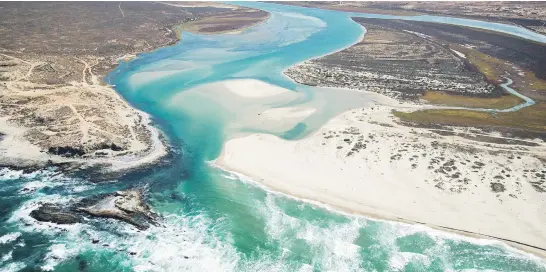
[
  {"xmin": 176, "ymin": 10, "xmax": 268, "ymax": 35},
  {"xmin": 393, "ymin": 102, "xmax": 546, "ymax": 132},
  {"xmin": 452, "ymin": 44, "xmax": 546, "ymax": 93},
  {"xmin": 451, "ymin": 45, "xmax": 503, "ymax": 83},
  {"xmin": 422, "ymin": 91, "xmax": 523, "ymax": 109},
  {"xmin": 398, "ymin": 44, "xmax": 546, "ymax": 133}
]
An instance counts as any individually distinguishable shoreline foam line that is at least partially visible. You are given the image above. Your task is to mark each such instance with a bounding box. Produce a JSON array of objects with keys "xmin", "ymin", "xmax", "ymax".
[{"xmin": 209, "ymin": 161, "xmax": 546, "ymax": 260}]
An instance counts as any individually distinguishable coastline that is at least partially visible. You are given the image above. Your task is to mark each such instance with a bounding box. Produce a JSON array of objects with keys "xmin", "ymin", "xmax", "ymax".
[
  {"xmin": 0, "ymin": 3, "xmax": 274, "ymax": 175},
  {"xmin": 275, "ymin": 2, "xmax": 546, "ymax": 37},
  {"xmin": 179, "ymin": 12, "xmax": 272, "ymax": 36},
  {"xmin": 212, "ymin": 4, "xmax": 546, "ymax": 259},
  {"xmin": 0, "ymin": 84, "xmax": 169, "ymax": 173},
  {"xmin": 74, "ymin": 108, "xmax": 169, "ymax": 172},
  {"xmin": 0, "ymin": 48, "xmax": 173, "ymax": 174},
  {"xmin": 212, "ymin": 161, "xmax": 546, "ymax": 260},
  {"xmin": 280, "ymin": 20, "xmax": 366, "ymax": 80},
  {"xmin": 214, "ymin": 102, "xmax": 546, "ymax": 259},
  {"xmin": 2, "ymin": 2, "xmax": 546, "ymax": 270}
]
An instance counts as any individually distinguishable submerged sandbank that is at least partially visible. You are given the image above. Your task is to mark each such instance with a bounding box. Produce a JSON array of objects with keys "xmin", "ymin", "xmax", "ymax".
[{"xmin": 167, "ymin": 78, "xmax": 392, "ymax": 139}]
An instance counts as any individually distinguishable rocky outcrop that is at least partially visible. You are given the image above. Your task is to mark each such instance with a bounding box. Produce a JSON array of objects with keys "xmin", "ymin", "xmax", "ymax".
[
  {"xmin": 76, "ymin": 189, "xmax": 159, "ymax": 230},
  {"xmin": 30, "ymin": 204, "xmax": 82, "ymax": 224},
  {"xmin": 30, "ymin": 188, "xmax": 159, "ymax": 230}
]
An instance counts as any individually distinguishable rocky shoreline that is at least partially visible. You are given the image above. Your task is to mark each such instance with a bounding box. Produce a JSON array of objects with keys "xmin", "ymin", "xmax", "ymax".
[
  {"xmin": 0, "ymin": 2, "xmax": 271, "ymax": 175},
  {"xmin": 0, "ymin": 2, "xmax": 269, "ymax": 234}
]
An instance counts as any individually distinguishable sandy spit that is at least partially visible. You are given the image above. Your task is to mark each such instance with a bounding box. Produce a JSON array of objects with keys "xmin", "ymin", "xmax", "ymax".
[{"xmin": 215, "ymin": 102, "xmax": 546, "ymax": 257}]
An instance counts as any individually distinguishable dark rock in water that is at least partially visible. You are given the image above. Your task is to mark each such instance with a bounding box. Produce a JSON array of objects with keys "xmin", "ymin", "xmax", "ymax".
[
  {"xmin": 28, "ymin": 188, "xmax": 159, "ymax": 230},
  {"xmin": 76, "ymin": 189, "xmax": 159, "ymax": 230},
  {"xmin": 91, "ymin": 239, "xmax": 99, "ymax": 244},
  {"xmin": 30, "ymin": 204, "xmax": 81, "ymax": 224}
]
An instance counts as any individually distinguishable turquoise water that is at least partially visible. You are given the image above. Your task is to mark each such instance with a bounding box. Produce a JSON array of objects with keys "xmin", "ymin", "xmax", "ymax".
[
  {"xmin": 1, "ymin": 2, "xmax": 546, "ymax": 271},
  {"xmin": 499, "ymin": 78, "xmax": 536, "ymax": 111}
]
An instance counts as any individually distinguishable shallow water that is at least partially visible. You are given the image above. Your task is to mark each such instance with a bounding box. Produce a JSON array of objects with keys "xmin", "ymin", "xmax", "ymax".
[{"xmin": 2, "ymin": 2, "xmax": 546, "ymax": 271}]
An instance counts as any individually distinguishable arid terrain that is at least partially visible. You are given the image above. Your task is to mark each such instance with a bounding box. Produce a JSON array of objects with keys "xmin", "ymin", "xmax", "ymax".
[
  {"xmin": 164, "ymin": 1, "xmax": 269, "ymax": 35},
  {"xmin": 286, "ymin": 18, "xmax": 546, "ymax": 140},
  {"xmin": 272, "ymin": 13, "xmax": 546, "ymax": 252},
  {"xmin": 285, "ymin": 22, "xmax": 499, "ymax": 101},
  {"xmin": 282, "ymin": 1, "xmax": 546, "ymax": 35},
  {"xmin": 0, "ymin": 2, "xmax": 268, "ymax": 170},
  {"xmin": 3, "ymin": 3, "xmax": 546, "ymax": 270}
]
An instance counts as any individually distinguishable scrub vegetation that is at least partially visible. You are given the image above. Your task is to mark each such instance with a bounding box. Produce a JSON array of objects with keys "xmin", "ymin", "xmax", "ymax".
[
  {"xmin": 422, "ymin": 91, "xmax": 524, "ymax": 109},
  {"xmin": 394, "ymin": 102, "xmax": 546, "ymax": 133}
]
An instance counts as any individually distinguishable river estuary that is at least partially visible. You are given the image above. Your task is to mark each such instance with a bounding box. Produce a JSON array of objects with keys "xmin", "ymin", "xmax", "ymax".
[{"xmin": 1, "ymin": 2, "xmax": 545, "ymax": 271}]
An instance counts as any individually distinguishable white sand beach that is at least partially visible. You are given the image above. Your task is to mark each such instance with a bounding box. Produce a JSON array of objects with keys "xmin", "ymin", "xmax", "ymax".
[{"xmin": 216, "ymin": 102, "xmax": 546, "ymax": 255}]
